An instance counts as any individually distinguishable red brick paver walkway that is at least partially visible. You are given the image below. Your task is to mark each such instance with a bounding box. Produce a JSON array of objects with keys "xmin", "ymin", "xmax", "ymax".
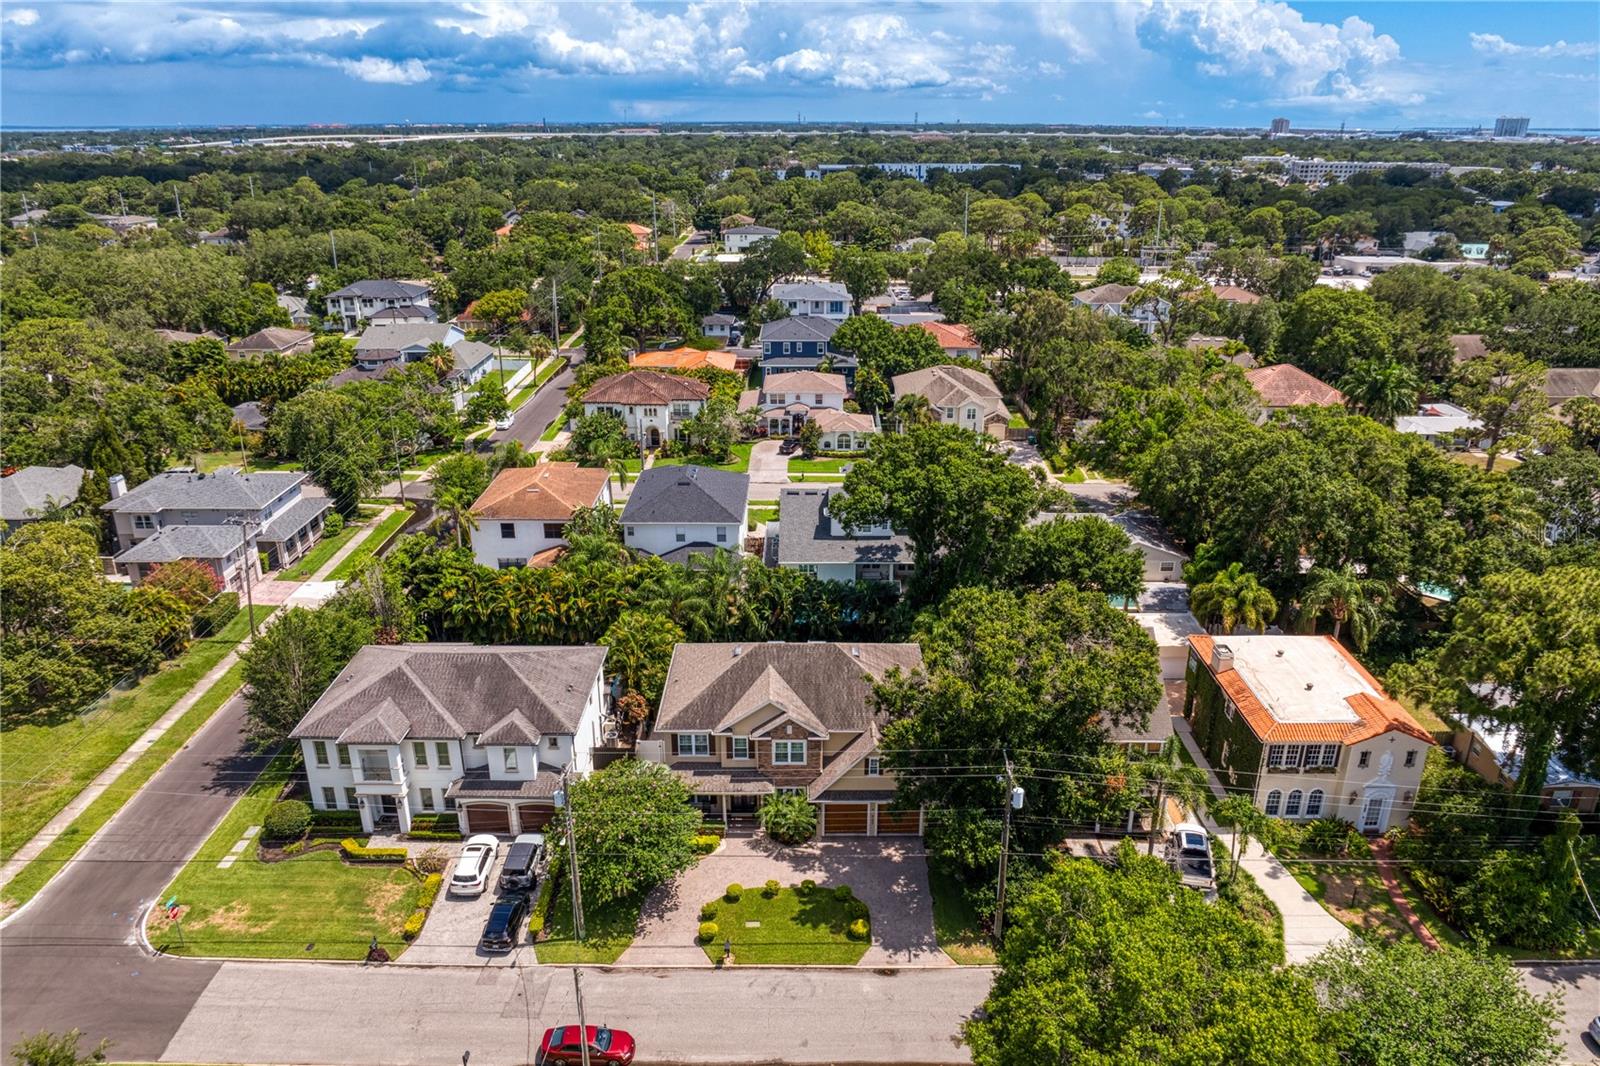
[{"xmin": 1372, "ymin": 837, "xmax": 1440, "ymax": 950}]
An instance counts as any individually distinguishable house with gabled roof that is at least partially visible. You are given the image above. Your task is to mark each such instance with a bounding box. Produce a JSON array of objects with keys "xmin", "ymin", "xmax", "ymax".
[
  {"xmin": 289, "ymin": 644, "xmax": 610, "ymax": 834},
  {"xmin": 758, "ymin": 316, "xmax": 857, "ymax": 385},
  {"xmin": 469, "ymin": 462, "xmax": 612, "ymax": 570},
  {"xmin": 226, "ymin": 327, "xmax": 315, "ymax": 358},
  {"xmin": 580, "ymin": 369, "xmax": 710, "ymax": 449},
  {"xmin": 621, "ymin": 465, "xmax": 748, "ymax": 561},
  {"xmin": 1184, "ymin": 634, "xmax": 1434, "ymax": 832},
  {"xmin": 891, "ymin": 365, "xmax": 1010, "ymax": 438},
  {"xmin": 767, "ymin": 486, "xmax": 912, "ymax": 585},
  {"xmin": 772, "ymin": 280, "xmax": 851, "ymax": 321},
  {"xmin": 643, "ymin": 641, "xmax": 925, "ymax": 835},
  {"xmin": 723, "ymin": 224, "xmax": 780, "ymax": 253},
  {"xmin": 0, "ymin": 465, "xmax": 88, "ymax": 536},
  {"xmin": 325, "ymin": 279, "xmax": 433, "ymax": 332},
  {"xmin": 1245, "ymin": 363, "xmax": 1345, "ymax": 414},
  {"xmin": 909, "ymin": 321, "xmax": 980, "ymax": 360}
]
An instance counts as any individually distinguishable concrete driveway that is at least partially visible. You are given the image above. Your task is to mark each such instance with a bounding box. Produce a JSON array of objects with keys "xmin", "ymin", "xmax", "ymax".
[
  {"xmin": 617, "ymin": 836, "xmax": 952, "ymax": 968},
  {"xmin": 402, "ymin": 842, "xmax": 535, "ymax": 967},
  {"xmin": 747, "ymin": 439, "xmax": 790, "ymax": 495}
]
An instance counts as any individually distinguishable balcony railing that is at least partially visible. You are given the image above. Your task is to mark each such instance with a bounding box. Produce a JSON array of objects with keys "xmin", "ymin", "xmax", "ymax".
[{"xmin": 356, "ymin": 762, "xmax": 395, "ymax": 783}]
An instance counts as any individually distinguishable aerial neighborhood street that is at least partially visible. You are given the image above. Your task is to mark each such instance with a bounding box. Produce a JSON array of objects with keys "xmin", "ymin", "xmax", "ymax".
[{"xmin": 2, "ymin": 5, "xmax": 1600, "ymax": 1066}]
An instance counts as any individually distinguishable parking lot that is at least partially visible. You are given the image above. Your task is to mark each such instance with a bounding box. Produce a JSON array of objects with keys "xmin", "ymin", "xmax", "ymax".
[{"xmin": 400, "ymin": 838, "xmax": 542, "ymax": 967}]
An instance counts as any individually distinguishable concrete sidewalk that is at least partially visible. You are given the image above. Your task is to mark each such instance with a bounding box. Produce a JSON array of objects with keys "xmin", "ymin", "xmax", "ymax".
[
  {"xmin": 307, "ymin": 504, "xmax": 399, "ymax": 583},
  {"xmin": 0, "ymin": 624, "xmax": 266, "ymax": 889},
  {"xmin": 1172, "ymin": 715, "xmax": 1351, "ymax": 964}
]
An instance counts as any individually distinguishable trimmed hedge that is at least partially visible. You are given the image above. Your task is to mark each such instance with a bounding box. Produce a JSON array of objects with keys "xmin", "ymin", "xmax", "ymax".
[
  {"xmin": 699, "ymin": 821, "xmax": 727, "ymax": 838},
  {"xmin": 528, "ymin": 868, "xmax": 559, "ymax": 936},
  {"xmin": 401, "ymin": 909, "xmax": 427, "ymax": 941},
  {"xmin": 340, "ymin": 838, "xmax": 407, "ymax": 863},
  {"xmin": 699, "ymin": 901, "xmax": 718, "ymax": 921},
  {"xmin": 725, "ymin": 883, "xmax": 743, "ymax": 902},
  {"xmin": 763, "ymin": 879, "xmax": 780, "ymax": 898},
  {"xmin": 799, "ymin": 879, "xmax": 817, "ymax": 895},
  {"xmin": 262, "ymin": 799, "xmax": 311, "ymax": 841},
  {"xmin": 832, "ymin": 884, "xmax": 854, "ymax": 902},
  {"xmin": 408, "ymin": 812, "xmax": 460, "ymax": 833},
  {"xmin": 405, "ymin": 829, "xmax": 464, "ymax": 841},
  {"xmin": 846, "ymin": 918, "xmax": 870, "ymax": 941},
  {"xmin": 691, "ymin": 834, "xmax": 721, "ymax": 855},
  {"xmin": 417, "ymin": 873, "xmax": 443, "ymax": 910},
  {"xmin": 311, "ymin": 810, "xmax": 363, "ymax": 828}
]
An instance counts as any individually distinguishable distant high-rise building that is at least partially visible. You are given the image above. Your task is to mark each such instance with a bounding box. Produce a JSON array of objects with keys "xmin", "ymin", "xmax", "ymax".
[
  {"xmin": 1494, "ymin": 116, "xmax": 1531, "ymax": 137},
  {"xmin": 1270, "ymin": 117, "xmax": 1291, "ymax": 135}
]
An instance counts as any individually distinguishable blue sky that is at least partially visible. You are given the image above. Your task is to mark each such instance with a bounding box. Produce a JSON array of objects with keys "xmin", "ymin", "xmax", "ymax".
[{"xmin": 1, "ymin": 2, "xmax": 1595, "ymax": 130}]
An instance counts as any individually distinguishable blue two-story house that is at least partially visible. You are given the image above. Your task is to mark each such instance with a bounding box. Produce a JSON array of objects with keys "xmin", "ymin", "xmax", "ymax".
[{"xmin": 758, "ymin": 315, "xmax": 857, "ymax": 387}]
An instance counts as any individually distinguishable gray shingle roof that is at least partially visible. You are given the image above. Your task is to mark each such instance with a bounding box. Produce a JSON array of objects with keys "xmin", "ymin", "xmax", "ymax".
[
  {"xmin": 289, "ymin": 644, "xmax": 608, "ymax": 742},
  {"xmin": 0, "ymin": 465, "xmax": 86, "ymax": 521},
  {"xmin": 367, "ymin": 305, "xmax": 437, "ymax": 322},
  {"xmin": 774, "ymin": 488, "xmax": 910, "ymax": 567},
  {"xmin": 759, "ymin": 316, "xmax": 838, "ymax": 343},
  {"xmin": 622, "ymin": 466, "xmax": 748, "ymax": 526},
  {"xmin": 258, "ymin": 495, "xmax": 331, "ymax": 543},
  {"xmin": 772, "ymin": 281, "xmax": 848, "ymax": 302},
  {"xmin": 327, "ymin": 280, "xmax": 430, "ymax": 300},
  {"xmin": 655, "ymin": 642, "xmax": 923, "ymax": 735},
  {"xmin": 445, "ymin": 767, "xmax": 562, "ymax": 801},
  {"xmin": 451, "ymin": 340, "xmax": 496, "ymax": 374},
  {"xmin": 354, "ymin": 322, "xmax": 456, "ymax": 352},
  {"xmin": 103, "ymin": 470, "xmax": 304, "ymax": 514},
  {"xmin": 725, "ymin": 225, "xmax": 779, "ymax": 235},
  {"xmin": 702, "ymin": 313, "xmax": 739, "ymax": 326},
  {"xmin": 113, "ymin": 524, "xmax": 242, "ymax": 563}
]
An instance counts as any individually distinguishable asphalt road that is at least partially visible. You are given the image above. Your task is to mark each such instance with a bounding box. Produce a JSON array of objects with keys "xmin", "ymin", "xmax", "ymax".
[
  {"xmin": 670, "ymin": 230, "xmax": 709, "ymax": 261},
  {"xmin": 489, "ymin": 364, "xmax": 576, "ymax": 448},
  {"xmin": 1523, "ymin": 964, "xmax": 1600, "ymax": 1064},
  {"xmin": 0, "ymin": 691, "xmax": 270, "ymax": 1060}
]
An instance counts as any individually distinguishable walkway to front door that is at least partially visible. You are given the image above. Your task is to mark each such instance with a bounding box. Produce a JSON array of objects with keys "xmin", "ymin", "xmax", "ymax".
[{"xmin": 616, "ymin": 836, "xmax": 951, "ymax": 968}]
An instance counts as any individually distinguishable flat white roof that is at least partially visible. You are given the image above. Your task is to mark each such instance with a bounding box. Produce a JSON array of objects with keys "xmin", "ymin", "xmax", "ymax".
[
  {"xmin": 1215, "ymin": 636, "xmax": 1370, "ymax": 725},
  {"xmin": 1141, "ymin": 612, "xmax": 1205, "ymax": 648}
]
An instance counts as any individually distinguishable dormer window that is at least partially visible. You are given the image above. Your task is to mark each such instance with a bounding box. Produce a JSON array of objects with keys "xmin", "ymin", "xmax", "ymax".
[{"xmin": 503, "ymin": 747, "xmax": 518, "ymax": 773}]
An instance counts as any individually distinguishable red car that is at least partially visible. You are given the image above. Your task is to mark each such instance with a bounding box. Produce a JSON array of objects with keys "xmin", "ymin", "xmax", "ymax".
[{"xmin": 539, "ymin": 1025, "xmax": 635, "ymax": 1064}]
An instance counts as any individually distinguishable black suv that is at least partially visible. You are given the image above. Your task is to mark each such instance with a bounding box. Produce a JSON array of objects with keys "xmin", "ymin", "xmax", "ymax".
[
  {"xmin": 778, "ymin": 438, "xmax": 800, "ymax": 455},
  {"xmin": 497, "ymin": 832, "xmax": 546, "ymax": 893},
  {"xmin": 479, "ymin": 895, "xmax": 529, "ymax": 953}
]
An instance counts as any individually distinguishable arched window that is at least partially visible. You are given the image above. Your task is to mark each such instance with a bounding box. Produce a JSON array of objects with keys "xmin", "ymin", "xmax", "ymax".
[
  {"xmin": 1306, "ymin": 789, "xmax": 1325, "ymax": 818},
  {"xmin": 1265, "ymin": 789, "xmax": 1282, "ymax": 816},
  {"xmin": 1285, "ymin": 789, "xmax": 1303, "ymax": 817}
]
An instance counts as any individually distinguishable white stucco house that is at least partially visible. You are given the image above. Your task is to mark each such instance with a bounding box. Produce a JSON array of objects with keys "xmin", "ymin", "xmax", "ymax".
[
  {"xmin": 324, "ymin": 279, "xmax": 433, "ymax": 333},
  {"xmin": 621, "ymin": 465, "xmax": 749, "ymax": 562},
  {"xmin": 722, "ymin": 224, "xmax": 780, "ymax": 253},
  {"xmin": 290, "ymin": 644, "xmax": 611, "ymax": 835},
  {"xmin": 469, "ymin": 462, "xmax": 613, "ymax": 569},
  {"xmin": 580, "ymin": 370, "xmax": 710, "ymax": 450},
  {"xmin": 772, "ymin": 280, "xmax": 851, "ymax": 321}
]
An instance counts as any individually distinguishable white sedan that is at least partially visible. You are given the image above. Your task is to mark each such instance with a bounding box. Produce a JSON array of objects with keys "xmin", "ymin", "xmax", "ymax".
[
  {"xmin": 494, "ymin": 413, "xmax": 515, "ymax": 430},
  {"xmin": 448, "ymin": 834, "xmax": 500, "ymax": 896}
]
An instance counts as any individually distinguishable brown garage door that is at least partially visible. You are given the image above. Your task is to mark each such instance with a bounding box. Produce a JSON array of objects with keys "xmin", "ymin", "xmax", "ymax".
[
  {"xmin": 875, "ymin": 807, "xmax": 921, "ymax": 835},
  {"xmin": 461, "ymin": 804, "xmax": 510, "ymax": 834},
  {"xmin": 517, "ymin": 803, "xmax": 553, "ymax": 831},
  {"xmin": 822, "ymin": 803, "xmax": 868, "ymax": 835}
]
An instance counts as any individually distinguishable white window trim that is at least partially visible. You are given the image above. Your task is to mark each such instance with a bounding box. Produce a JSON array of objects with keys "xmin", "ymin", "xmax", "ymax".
[
  {"xmin": 866, "ymin": 756, "xmax": 882, "ymax": 777},
  {"xmin": 679, "ymin": 733, "xmax": 711, "ymax": 757},
  {"xmin": 773, "ymin": 740, "xmax": 807, "ymax": 766},
  {"xmin": 504, "ymin": 747, "xmax": 519, "ymax": 772},
  {"xmin": 730, "ymin": 736, "xmax": 751, "ymax": 760}
]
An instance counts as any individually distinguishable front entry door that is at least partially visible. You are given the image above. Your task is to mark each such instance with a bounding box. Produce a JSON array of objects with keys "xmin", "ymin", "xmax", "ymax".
[
  {"xmin": 379, "ymin": 795, "xmax": 398, "ymax": 821},
  {"xmin": 729, "ymin": 796, "xmax": 759, "ymax": 815},
  {"xmin": 1361, "ymin": 796, "xmax": 1384, "ymax": 831}
]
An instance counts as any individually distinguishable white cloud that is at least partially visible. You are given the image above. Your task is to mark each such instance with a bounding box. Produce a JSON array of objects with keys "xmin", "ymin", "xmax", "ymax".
[
  {"xmin": 1469, "ymin": 33, "xmax": 1598, "ymax": 59},
  {"xmin": 336, "ymin": 56, "xmax": 431, "ymax": 85},
  {"xmin": 5, "ymin": 8, "xmax": 39, "ymax": 26}
]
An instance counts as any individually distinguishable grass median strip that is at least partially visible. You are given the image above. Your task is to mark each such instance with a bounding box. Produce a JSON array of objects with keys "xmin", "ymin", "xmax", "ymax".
[
  {"xmin": 536, "ymin": 885, "xmax": 641, "ymax": 964},
  {"xmin": 1, "ymin": 607, "xmax": 268, "ymax": 865},
  {"xmin": 148, "ymin": 753, "xmax": 423, "ymax": 960},
  {"xmin": 1, "ymin": 608, "xmax": 276, "ymax": 911},
  {"xmin": 327, "ymin": 506, "xmax": 412, "ymax": 582}
]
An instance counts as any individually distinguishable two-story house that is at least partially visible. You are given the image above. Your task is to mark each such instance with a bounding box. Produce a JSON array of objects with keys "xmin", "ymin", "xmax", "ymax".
[
  {"xmin": 469, "ymin": 463, "xmax": 613, "ymax": 569},
  {"xmin": 771, "ymin": 281, "xmax": 851, "ymax": 322},
  {"xmin": 758, "ymin": 316, "xmax": 857, "ymax": 387},
  {"xmin": 722, "ymin": 224, "xmax": 780, "ymax": 253},
  {"xmin": 767, "ymin": 487, "xmax": 913, "ymax": 586},
  {"xmin": 891, "ymin": 365, "xmax": 1011, "ymax": 438},
  {"xmin": 580, "ymin": 370, "xmax": 709, "ymax": 449},
  {"xmin": 621, "ymin": 465, "xmax": 748, "ymax": 562},
  {"xmin": 351, "ymin": 322, "xmax": 496, "ymax": 405},
  {"xmin": 737, "ymin": 370, "xmax": 845, "ymax": 434},
  {"xmin": 102, "ymin": 468, "xmax": 330, "ymax": 588},
  {"xmin": 324, "ymin": 279, "xmax": 433, "ymax": 332},
  {"xmin": 644, "ymin": 641, "xmax": 925, "ymax": 836},
  {"xmin": 289, "ymin": 644, "xmax": 611, "ymax": 835},
  {"xmin": 0, "ymin": 465, "xmax": 88, "ymax": 537},
  {"xmin": 1184, "ymin": 634, "xmax": 1435, "ymax": 833},
  {"xmin": 1071, "ymin": 283, "xmax": 1166, "ymax": 335}
]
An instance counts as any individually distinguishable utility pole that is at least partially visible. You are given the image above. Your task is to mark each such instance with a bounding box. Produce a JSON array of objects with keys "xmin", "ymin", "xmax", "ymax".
[
  {"xmin": 550, "ymin": 277, "xmax": 561, "ymax": 348},
  {"xmin": 330, "ymin": 231, "xmax": 339, "ymax": 270},
  {"xmin": 994, "ymin": 752, "xmax": 1022, "ymax": 946},
  {"xmin": 962, "ymin": 189, "xmax": 970, "ymax": 239},
  {"xmin": 557, "ymin": 765, "xmax": 585, "ymax": 941},
  {"xmin": 117, "ymin": 190, "xmax": 128, "ymax": 216},
  {"xmin": 174, "ymin": 188, "xmax": 183, "ymax": 221},
  {"xmin": 572, "ymin": 969, "xmax": 592, "ymax": 1066},
  {"xmin": 229, "ymin": 517, "xmax": 259, "ymax": 638},
  {"xmin": 651, "ymin": 194, "xmax": 659, "ymax": 265}
]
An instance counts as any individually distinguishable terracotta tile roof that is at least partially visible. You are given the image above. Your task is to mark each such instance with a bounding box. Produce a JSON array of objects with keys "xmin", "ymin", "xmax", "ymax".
[
  {"xmin": 1245, "ymin": 364, "xmax": 1345, "ymax": 408},
  {"xmin": 1211, "ymin": 285, "xmax": 1262, "ymax": 304},
  {"xmin": 471, "ymin": 462, "xmax": 608, "ymax": 521},
  {"xmin": 1188, "ymin": 634, "xmax": 1433, "ymax": 746},
  {"xmin": 630, "ymin": 347, "xmax": 738, "ymax": 372},
  {"xmin": 911, "ymin": 321, "xmax": 979, "ymax": 350},
  {"xmin": 582, "ymin": 369, "xmax": 709, "ymax": 406}
]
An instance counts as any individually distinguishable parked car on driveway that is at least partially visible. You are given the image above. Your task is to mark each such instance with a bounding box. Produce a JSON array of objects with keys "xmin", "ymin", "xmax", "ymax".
[
  {"xmin": 778, "ymin": 438, "xmax": 800, "ymax": 455},
  {"xmin": 498, "ymin": 832, "xmax": 546, "ymax": 893},
  {"xmin": 479, "ymin": 894, "xmax": 529, "ymax": 952},
  {"xmin": 449, "ymin": 834, "xmax": 499, "ymax": 896},
  {"xmin": 539, "ymin": 1026, "xmax": 635, "ymax": 1064},
  {"xmin": 1164, "ymin": 821, "xmax": 1217, "ymax": 898}
]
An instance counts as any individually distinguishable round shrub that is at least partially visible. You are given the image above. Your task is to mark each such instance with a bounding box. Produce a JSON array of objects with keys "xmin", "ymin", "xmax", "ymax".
[
  {"xmin": 846, "ymin": 918, "xmax": 870, "ymax": 941},
  {"xmin": 323, "ymin": 512, "xmax": 345, "ymax": 537},
  {"xmin": 725, "ymin": 883, "xmax": 743, "ymax": 902},
  {"xmin": 832, "ymin": 884, "xmax": 854, "ymax": 902},
  {"xmin": 263, "ymin": 799, "xmax": 311, "ymax": 840},
  {"xmin": 800, "ymin": 878, "xmax": 817, "ymax": 895},
  {"xmin": 846, "ymin": 899, "xmax": 869, "ymax": 921},
  {"xmin": 414, "ymin": 846, "xmax": 450, "ymax": 875},
  {"xmin": 697, "ymin": 921, "xmax": 719, "ymax": 944},
  {"xmin": 699, "ymin": 902, "xmax": 718, "ymax": 922},
  {"xmin": 763, "ymin": 879, "xmax": 781, "ymax": 898}
]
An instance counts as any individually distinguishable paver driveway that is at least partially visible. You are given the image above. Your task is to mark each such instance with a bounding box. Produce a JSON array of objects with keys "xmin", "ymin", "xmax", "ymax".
[{"xmin": 617, "ymin": 835, "xmax": 952, "ymax": 967}]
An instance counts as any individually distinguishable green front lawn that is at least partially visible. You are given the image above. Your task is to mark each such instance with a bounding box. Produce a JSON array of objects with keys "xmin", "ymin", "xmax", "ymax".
[
  {"xmin": 749, "ymin": 506, "xmax": 779, "ymax": 525},
  {"xmin": 275, "ymin": 520, "xmax": 365, "ymax": 580},
  {"xmin": 193, "ymin": 451, "xmax": 303, "ymax": 474},
  {"xmin": 539, "ymin": 418, "xmax": 566, "ymax": 443},
  {"xmin": 535, "ymin": 884, "xmax": 641, "ymax": 964},
  {"xmin": 698, "ymin": 885, "xmax": 868, "ymax": 965},
  {"xmin": 149, "ymin": 755, "xmax": 424, "ymax": 960},
  {"xmin": 654, "ymin": 442, "xmax": 754, "ymax": 473},
  {"xmin": 928, "ymin": 868, "xmax": 995, "ymax": 965},
  {"xmin": 326, "ymin": 506, "xmax": 412, "ymax": 581},
  {"xmin": 0, "ymin": 608, "xmax": 266, "ymax": 865},
  {"xmin": 1, "ymin": 609, "xmax": 274, "ymax": 911},
  {"xmin": 787, "ymin": 457, "xmax": 854, "ymax": 474},
  {"xmin": 1281, "ymin": 859, "xmax": 1414, "ymax": 943}
]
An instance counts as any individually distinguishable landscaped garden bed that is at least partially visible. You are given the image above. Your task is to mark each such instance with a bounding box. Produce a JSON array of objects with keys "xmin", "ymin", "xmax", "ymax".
[{"xmin": 696, "ymin": 880, "xmax": 870, "ymax": 965}]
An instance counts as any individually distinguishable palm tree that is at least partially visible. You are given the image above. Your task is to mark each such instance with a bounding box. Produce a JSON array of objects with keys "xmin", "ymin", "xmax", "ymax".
[
  {"xmin": 423, "ymin": 341, "xmax": 453, "ymax": 382},
  {"xmin": 1297, "ymin": 565, "xmax": 1387, "ymax": 650},
  {"xmin": 490, "ymin": 439, "xmax": 538, "ymax": 475},
  {"xmin": 1189, "ymin": 562, "xmax": 1278, "ymax": 635},
  {"xmin": 1339, "ymin": 358, "xmax": 1420, "ymax": 424},
  {"xmin": 1135, "ymin": 737, "xmax": 1212, "ymax": 855},
  {"xmin": 1210, "ymin": 793, "xmax": 1267, "ymax": 884},
  {"xmin": 432, "ymin": 483, "xmax": 479, "ymax": 549},
  {"xmin": 891, "ymin": 393, "xmax": 933, "ymax": 433}
]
